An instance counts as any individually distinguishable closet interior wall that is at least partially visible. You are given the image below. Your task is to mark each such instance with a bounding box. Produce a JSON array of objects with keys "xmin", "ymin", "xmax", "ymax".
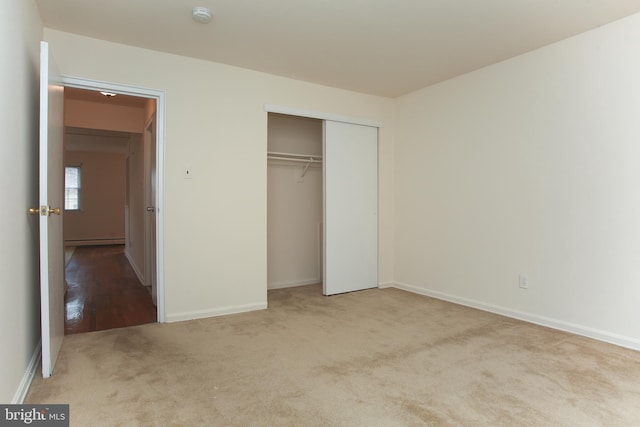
[{"xmin": 267, "ymin": 113, "xmax": 323, "ymax": 289}]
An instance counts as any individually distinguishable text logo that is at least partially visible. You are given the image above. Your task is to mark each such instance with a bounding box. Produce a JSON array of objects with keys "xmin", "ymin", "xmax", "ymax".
[{"xmin": 0, "ymin": 405, "xmax": 69, "ymax": 427}]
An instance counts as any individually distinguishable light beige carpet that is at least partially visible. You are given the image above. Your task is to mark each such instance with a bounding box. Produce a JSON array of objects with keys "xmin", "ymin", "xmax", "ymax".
[{"xmin": 26, "ymin": 285, "xmax": 640, "ymax": 426}]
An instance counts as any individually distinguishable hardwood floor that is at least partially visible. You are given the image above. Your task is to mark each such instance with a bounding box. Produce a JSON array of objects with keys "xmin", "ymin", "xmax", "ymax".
[{"xmin": 65, "ymin": 245, "xmax": 156, "ymax": 335}]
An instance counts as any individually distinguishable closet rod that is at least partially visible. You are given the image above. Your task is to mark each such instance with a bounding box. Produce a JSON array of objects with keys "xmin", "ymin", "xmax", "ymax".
[
  {"xmin": 267, "ymin": 156, "xmax": 322, "ymax": 163},
  {"xmin": 267, "ymin": 151, "xmax": 323, "ymax": 160}
]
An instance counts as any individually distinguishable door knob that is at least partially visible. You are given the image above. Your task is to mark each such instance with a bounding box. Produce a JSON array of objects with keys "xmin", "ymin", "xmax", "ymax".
[
  {"xmin": 146, "ymin": 206, "xmax": 155, "ymax": 213},
  {"xmin": 28, "ymin": 206, "xmax": 61, "ymax": 216}
]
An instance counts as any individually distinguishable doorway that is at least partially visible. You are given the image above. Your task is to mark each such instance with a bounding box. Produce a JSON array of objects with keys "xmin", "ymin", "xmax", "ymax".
[
  {"xmin": 62, "ymin": 122, "xmax": 155, "ymax": 333},
  {"xmin": 61, "ymin": 83, "xmax": 164, "ymax": 331}
]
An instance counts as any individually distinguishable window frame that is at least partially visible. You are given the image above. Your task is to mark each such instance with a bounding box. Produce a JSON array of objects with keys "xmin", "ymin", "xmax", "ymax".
[{"xmin": 64, "ymin": 165, "xmax": 82, "ymax": 211}]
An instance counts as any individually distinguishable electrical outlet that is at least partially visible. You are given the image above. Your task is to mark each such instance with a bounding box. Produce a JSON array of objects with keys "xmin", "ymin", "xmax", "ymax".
[{"xmin": 518, "ymin": 274, "xmax": 529, "ymax": 289}]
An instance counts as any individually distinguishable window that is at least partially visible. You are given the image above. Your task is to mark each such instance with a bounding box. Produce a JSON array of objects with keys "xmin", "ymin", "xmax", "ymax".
[{"xmin": 65, "ymin": 166, "xmax": 81, "ymax": 210}]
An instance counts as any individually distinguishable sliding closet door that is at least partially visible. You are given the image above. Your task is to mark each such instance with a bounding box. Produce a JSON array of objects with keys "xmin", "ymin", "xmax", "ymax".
[{"xmin": 323, "ymin": 120, "xmax": 378, "ymax": 295}]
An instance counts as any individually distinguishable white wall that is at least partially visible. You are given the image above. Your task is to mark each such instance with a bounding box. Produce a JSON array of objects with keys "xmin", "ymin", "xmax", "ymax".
[
  {"xmin": 0, "ymin": 0, "xmax": 42, "ymax": 403},
  {"xmin": 267, "ymin": 114, "xmax": 323, "ymax": 289},
  {"xmin": 395, "ymin": 13, "xmax": 640, "ymax": 349},
  {"xmin": 44, "ymin": 29, "xmax": 395, "ymax": 321}
]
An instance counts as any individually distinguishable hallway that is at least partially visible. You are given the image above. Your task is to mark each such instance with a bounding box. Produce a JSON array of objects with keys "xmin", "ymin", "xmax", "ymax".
[{"xmin": 65, "ymin": 245, "xmax": 156, "ymax": 334}]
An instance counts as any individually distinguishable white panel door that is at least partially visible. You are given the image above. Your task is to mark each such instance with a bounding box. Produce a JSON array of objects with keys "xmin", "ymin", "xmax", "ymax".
[
  {"xmin": 39, "ymin": 41, "xmax": 65, "ymax": 378},
  {"xmin": 323, "ymin": 120, "xmax": 378, "ymax": 295}
]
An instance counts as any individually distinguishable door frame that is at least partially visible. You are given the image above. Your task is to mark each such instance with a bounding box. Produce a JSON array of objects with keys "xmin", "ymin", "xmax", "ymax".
[
  {"xmin": 63, "ymin": 76, "xmax": 167, "ymax": 322},
  {"xmin": 144, "ymin": 114, "xmax": 158, "ymax": 305}
]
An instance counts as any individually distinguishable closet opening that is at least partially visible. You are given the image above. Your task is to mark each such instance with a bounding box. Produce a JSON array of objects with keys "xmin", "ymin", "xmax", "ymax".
[
  {"xmin": 267, "ymin": 113, "xmax": 324, "ymax": 292},
  {"xmin": 266, "ymin": 105, "xmax": 380, "ymax": 298}
]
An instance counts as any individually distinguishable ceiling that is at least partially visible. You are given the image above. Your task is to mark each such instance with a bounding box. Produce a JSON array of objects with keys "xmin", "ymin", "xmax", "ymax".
[
  {"xmin": 36, "ymin": 0, "xmax": 640, "ymax": 98},
  {"xmin": 65, "ymin": 87, "xmax": 149, "ymax": 107}
]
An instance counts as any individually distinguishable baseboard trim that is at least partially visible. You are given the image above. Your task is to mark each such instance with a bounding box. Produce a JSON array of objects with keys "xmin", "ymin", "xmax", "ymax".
[
  {"xmin": 390, "ymin": 281, "xmax": 640, "ymax": 351},
  {"xmin": 268, "ymin": 279, "xmax": 321, "ymax": 290},
  {"xmin": 13, "ymin": 341, "xmax": 41, "ymax": 404},
  {"xmin": 166, "ymin": 302, "xmax": 268, "ymax": 323},
  {"xmin": 124, "ymin": 249, "xmax": 145, "ymax": 285},
  {"xmin": 377, "ymin": 281, "xmax": 395, "ymax": 289},
  {"xmin": 64, "ymin": 239, "xmax": 125, "ymax": 246}
]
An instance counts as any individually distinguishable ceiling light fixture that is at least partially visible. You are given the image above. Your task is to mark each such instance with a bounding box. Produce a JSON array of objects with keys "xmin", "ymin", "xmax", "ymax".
[
  {"xmin": 192, "ymin": 6, "xmax": 213, "ymax": 24},
  {"xmin": 100, "ymin": 91, "xmax": 117, "ymax": 97}
]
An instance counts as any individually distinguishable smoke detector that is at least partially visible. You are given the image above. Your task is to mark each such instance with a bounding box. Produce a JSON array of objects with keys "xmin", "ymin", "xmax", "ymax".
[{"xmin": 192, "ymin": 7, "xmax": 213, "ymax": 24}]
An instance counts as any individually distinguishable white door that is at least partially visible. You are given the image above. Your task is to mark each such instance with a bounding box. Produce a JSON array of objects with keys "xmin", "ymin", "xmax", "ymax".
[
  {"xmin": 144, "ymin": 117, "xmax": 158, "ymax": 306},
  {"xmin": 38, "ymin": 41, "xmax": 65, "ymax": 378},
  {"xmin": 323, "ymin": 120, "xmax": 378, "ymax": 295}
]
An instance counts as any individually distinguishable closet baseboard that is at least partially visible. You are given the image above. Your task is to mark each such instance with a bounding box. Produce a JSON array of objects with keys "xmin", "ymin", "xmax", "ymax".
[{"xmin": 268, "ymin": 279, "xmax": 321, "ymax": 290}]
